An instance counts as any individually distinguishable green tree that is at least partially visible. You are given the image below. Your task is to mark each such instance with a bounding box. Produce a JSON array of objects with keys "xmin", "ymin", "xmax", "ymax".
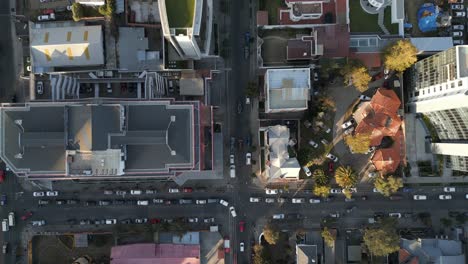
[
  {"xmin": 98, "ymin": 0, "xmax": 115, "ymax": 18},
  {"xmin": 253, "ymin": 244, "xmax": 272, "ymax": 264},
  {"xmin": 321, "ymin": 227, "xmax": 336, "ymax": 247},
  {"xmin": 342, "ymin": 188, "xmax": 352, "ymax": 199},
  {"xmin": 246, "ymin": 81, "xmax": 259, "ymax": 97},
  {"xmin": 313, "ymin": 185, "xmax": 331, "ymax": 198},
  {"xmin": 313, "ymin": 169, "xmax": 329, "ymax": 186},
  {"xmin": 374, "ymin": 176, "xmax": 403, "ymax": 197},
  {"xmin": 263, "ymin": 224, "xmax": 280, "ymax": 245},
  {"xmin": 363, "ymin": 219, "xmax": 400, "ymax": 256},
  {"xmin": 335, "ymin": 166, "xmax": 358, "ymax": 189},
  {"xmin": 455, "ymin": 213, "xmax": 467, "ymax": 225},
  {"xmin": 71, "ymin": 3, "xmax": 84, "ymax": 21},
  {"xmin": 383, "ymin": 40, "xmax": 418, "ymax": 72},
  {"xmin": 440, "ymin": 217, "xmax": 452, "ymax": 228},
  {"xmin": 341, "ymin": 59, "xmax": 371, "ymax": 92},
  {"xmin": 344, "ymin": 133, "xmax": 372, "ymax": 154},
  {"xmin": 297, "ymin": 147, "xmax": 312, "ymax": 165}
]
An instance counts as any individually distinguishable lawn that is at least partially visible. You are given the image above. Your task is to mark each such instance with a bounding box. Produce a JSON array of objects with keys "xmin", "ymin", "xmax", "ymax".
[
  {"xmin": 259, "ymin": 0, "xmax": 286, "ymax": 25},
  {"xmin": 349, "ymin": 0, "xmax": 398, "ymax": 34},
  {"xmin": 165, "ymin": 0, "xmax": 195, "ymax": 28}
]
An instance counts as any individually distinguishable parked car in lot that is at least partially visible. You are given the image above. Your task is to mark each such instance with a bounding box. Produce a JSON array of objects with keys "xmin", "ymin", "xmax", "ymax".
[
  {"xmin": 249, "ymin": 197, "xmax": 261, "ymax": 203},
  {"xmin": 302, "ymin": 166, "xmax": 312, "ymax": 177},
  {"xmin": 56, "ymin": 199, "xmax": 66, "ymax": 205},
  {"xmin": 451, "ymin": 4, "xmax": 464, "ymax": 10},
  {"xmin": 38, "ymin": 200, "xmax": 49, "ymax": 205},
  {"xmin": 37, "ymin": 13, "xmax": 55, "ymax": 21},
  {"xmin": 277, "ymin": 197, "xmax": 287, "ymax": 203},
  {"xmin": 292, "ymin": 198, "xmax": 305, "ymax": 204},
  {"xmin": 439, "ymin": 194, "xmax": 452, "ymax": 200},
  {"xmin": 120, "ymin": 219, "xmax": 132, "ymax": 224},
  {"xmin": 272, "ymin": 214, "xmax": 285, "ymax": 219},
  {"xmin": 145, "ymin": 189, "xmax": 156, "ymax": 194},
  {"xmin": 153, "ymin": 199, "xmax": 164, "ymax": 204},
  {"xmin": 183, "ymin": 187, "xmax": 193, "ymax": 193},
  {"xmin": 179, "ymin": 199, "xmax": 193, "ymax": 204},
  {"xmin": 204, "ymin": 218, "xmax": 215, "ymax": 223},
  {"xmin": 308, "ymin": 140, "xmax": 318, "ymax": 148},
  {"xmin": 135, "ymin": 218, "xmax": 147, "ymax": 224},
  {"xmin": 98, "ymin": 200, "xmax": 110, "ymax": 206},
  {"xmin": 265, "ymin": 188, "xmax": 278, "ymax": 195},
  {"xmin": 219, "ymin": 199, "xmax": 229, "ymax": 207},
  {"xmin": 326, "ymin": 153, "xmax": 338, "ymax": 162},
  {"xmin": 115, "ymin": 190, "xmax": 127, "ymax": 195},
  {"xmin": 452, "ymin": 31, "xmax": 464, "ymax": 37},
  {"xmin": 453, "ymin": 11, "xmax": 466, "ymax": 17},
  {"xmin": 46, "ymin": 191, "xmax": 58, "ymax": 197},
  {"xmin": 33, "ymin": 192, "xmax": 44, "ymax": 197},
  {"xmin": 103, "ymin": 190, "xmax": 113, "ymax": 195},
  {"xmin": 452, "ymin": 24, "xmax": 465, "ymax": 30},
  {"xmin": 105, "ymin": 219, "xmax": 117, "ymax": 225},
  {"xmin": 413, "ymin": 195, "xmax": 427, "ymax": 200},
  {"xmin": 188, "ymin": 218, "xmax": 198, "ymax": 223},
  {"xmin": 137, "ymin": 200, "xmax": 149, "ymax": 205},
  {"xmin": 443, "ymin": 187, "xmax": 456, "ymax": 192},
  {"xmin": 359, "ymin": 94, "xmax": 371, "ymax": 101},
  {"xmin": 453, "ymin": 39, "xmax": 465, "ymax": 45},
  {"xmin": 341, "ymin": 119, "xmax": 355, "ymax": 129},
  {"xmin": 130, "ymin": 190, "xmax": 142, "ymax": 195}
]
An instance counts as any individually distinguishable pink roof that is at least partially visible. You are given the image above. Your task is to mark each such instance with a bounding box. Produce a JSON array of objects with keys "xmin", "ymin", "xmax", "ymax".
[
  {"xmin": 349, "ymin": 52, "xmax": 382, "ymax": 69},
  {"xmin": 111, "ymin": 244, "xmax": 200, "ymax": 264},
  {"xmin": 279, "ymin": 1, "xmax": 336, "ymax": 25},
  {"xmin": 257, "ymin": 11, "xmax": 269, "ymax": 26}
]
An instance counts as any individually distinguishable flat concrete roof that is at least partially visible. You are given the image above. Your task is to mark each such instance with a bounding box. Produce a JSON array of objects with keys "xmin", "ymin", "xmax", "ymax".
[
  {"xmin": 117, "ymin": 27, "xmax": 162, "ymax": 71},
  {"xmin": 0, "ymin": 101, "xmax": 197, "ymax": 178}
]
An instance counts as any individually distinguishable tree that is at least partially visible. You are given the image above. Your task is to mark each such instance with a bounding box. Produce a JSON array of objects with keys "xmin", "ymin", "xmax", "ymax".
[
  {"xmin": 342, "ymin": 188, "xmax": 352, "ymax": 199},
  {"xmin": 383, "ymin": 40, "xmax": 418, "ymax": 72},
  {"xmin": 344, "ymin": 133, "xmax": 372, "ymax": 154},
  {"xmin": 440, "ymin": 217, "xmax": 452, "ymax": 228},
  {"xmin": 263, "ymin": 224, "xmax": 280, "ymax": 245},
  {"xmin": 335, "ymin": 166, "xmax": 358, "ymax": 189},
  {"xmin": 71, "ymin": 3, "xmax": 84, "ymax": 21},
  {"xmin": 321, "ymin": 227, "xmax": 336, "ymax": 247},
  {"xmin": 374, "ymin": 176, "xmax": 403, "ymax": 197},
  {"xmin": 363, "ymin": 219, "xmax": 400, "ymax": 256},
  {"xmin": 98, "ymin": 0, "xmax": 115, "ymax": 18},
  {"xmin": 341, "ymin": 59, "xmax": 371, "ymax": 92},
  {"xmin": 313, "ymin": 169, "xmax": 329, "ymax": 186},
  {"xmin": 246, "ymin": 82, "xmax": 259, "ymax": 97},
  {"xmin": 253, "ymin": 244, "xmax": 272, "ymax": 264},
  {"xmin": 313, "ymin": 185, "xmax": 331, "ymax": 198}
]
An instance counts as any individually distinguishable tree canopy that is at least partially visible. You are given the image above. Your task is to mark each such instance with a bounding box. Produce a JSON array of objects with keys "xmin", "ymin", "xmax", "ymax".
[
  {"xmin": 363, "ymin": 219, "xmax": 400, "ymax": 256},
  {"xmin": 374, "ymin": 175, "xmax": 403, "ymax": 197},
  {"xmin": 341, "ymin": 59, "xmax": 371, "ymax": 92},
  {"xmin": 313, "ymin": 185, "xmax": 331, "ymax": 198},
  {"xmin": 263, "ymin": 224, "xmax": 280, "ymax": 245},
  {"xmin": 71, "ymin": 3, "xmax": 84, "ymax": 21},
  {"xmin": 383, "ymin": 40, "xmax": 418, "ymax": 72},
  {"xmin": 246, "ymin": 82, "xmax": 259, "ymax": 97},
  {"xmin": 313, "ymin": 169, "xmax": 329, "ymax": 186},
  {"xmin": 344, "ymin": 133, "xmax": 372, "ymax": 154},
  {"xmin": 252, "ymin": 245, "xmax": 272, "ymax": 264},
  {"xmin": 335, "ymin": 166, "xmax": 358, "ymax": 189},
  {"xmin": 321, "ymin": 227, "xmax": 336, "ymax": 247}
]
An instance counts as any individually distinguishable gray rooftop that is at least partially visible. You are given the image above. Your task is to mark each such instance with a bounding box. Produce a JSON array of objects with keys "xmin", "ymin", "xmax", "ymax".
[
  {"xmin": 117, "ymin": 27, "xmax": 162, "ymax": 71},
  {"xmin": 296, "ymin": 244, "xmax": 317, "ymax": 264},
  {"xmin": 0, "ymin": 101, "xmax": 196, "ymax": 178}
]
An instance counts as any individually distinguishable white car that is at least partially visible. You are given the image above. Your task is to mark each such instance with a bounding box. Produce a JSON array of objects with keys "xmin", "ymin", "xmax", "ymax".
[
  {"xmin": 344, "ymin": 127, "xmax": 354, "ymax": 135},
  {"xmin": 453, "ymin": 24, "xmax": 465, "ymax": 30},
  {"xmin": 188, "ymin": 218, "xmax": 198, "ymax": 223},
  {"xmin": 329, "ymin": 212, "xmax": 340, "ymax": 218},
  {"xmin": 451, "ymin": 4, "xmax": 464, "ymax": 10},
  {"xmin": 308, "ymin": 140, "xmax": 318, "ymax": 148},
  {"xmin": 443, "ymin": 187, "xmax": 456, "ymax": 192},
  {"xmin": 229, "ymin": 206, "xmax": 237, "ymax": 218},
  {"xmin": 302, "ymin": 166, "xmax": 312, "ymax": 177},
  {"xmin": 230, "ymin": 165, "xmax": 236, "ymax": 178},
  {"xmin": 453, "ymin": 11, "xmax": 466, "ymax": 17},
  {"xmin": 240, "ymin": 242, "xmax": 245, "ymax": 252},
  {"xmin": 330, "ymin": 188, "xmax": 342, "ymax": 194},
  {"xmin": 389, "ymin": 213, "xmax": 401, "ymax": 218},
  {"xmin": 168, "ymin": 188, "xmax": 179, "ymax": 193},
  {"xmin": 196, "ymin": 199, "xmax": 207, "ymax": 204},
  {"xmin": 37, "ymin": 13, "xmax": 55, "ymax": 21},
  {"xmin": 245, "ymin": 153, "xmax": 252, "ymax": 165},
  {"xmin": 105, "ymin": 219, "xmax": 117, "ymax": 225},
  {"xmin": 137, "ymin": 200, "xmax": 149, "ymax": 205},
  {"xmin": 292, "ymin": 198, "xmax": 305, "ymax": 204},
  {"xmin": 272, "ymin": 214, "xmax": 284, "ymax": 219},
  {"xmin": 359, "ymin": 95, "xmax": 371, "ymax": 101},
  {"xmin": 465, "ymin": 194, "xmax": 468, "ymax": 199},
  {"xmin": 36, "ymin": 81, "xmax": 44, "ymax": 95},
  {"xmin": 373, "ymin": 188, "xmax": 380, "ymax": 193},
  {"xmin": 413, "ymin": 195, "xmax": 427, "ymax": 200},
  {"xmin": 33, "ymin": 192, "xmax": 44, "ymax": 197},
  {"xmin": 130, "ymin": 190, "xmax": 142, "ymax": 195},
  {"xmin": 265, "ymin": 198, "xmax": 275, "ymax": 203},
  {"xmin": 453, "ymin": 31, "xmax": 463, "ymax": 37},
  {"xmin": 439, "ymin": 194, "xmax": 452, "ymax": 200},
  {"xmin": 265, "ymin": 188, "xmax": 278, "ymax": 195},
  {"xmin": 245, "ymin": 97, "xmax": 251, "ymax": 104},
  {"xmin": 249, "ymin": 197, "xmax": 260, "ymax": 203},
  {"xmin": 453, "ymin": 39, "xmax": 465, "ymax": 45},
  {"xmin": 230, "ymin": 154, "xmax": 235, "ymax": 165},
  {"xmin": 326, "ymin": 153, "xmax": 338, "ymax": 162},
  {"xmin": 46, "ymin": 191, "xmax": 58, "ymax": 197},
  {"xmin": 309, "ymin": 199, "xmax": 320, "ymax": 204},
  {"xmin": 31, "ymin": 220, "xmax": 45, "ymax": 226},
  {"xmin": 341, "ymin": 119, "xmax": 355, "ymax": 129},
  {"xmin": 219, "ymin": 199, "xmax": 229, "ymax": 207}
]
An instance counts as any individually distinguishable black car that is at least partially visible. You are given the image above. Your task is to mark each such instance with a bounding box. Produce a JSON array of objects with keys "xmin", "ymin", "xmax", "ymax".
[
  {"xmin": 98, "ymin": 200, "xmax": 111, "ymax": 206},
  {"xmin": 113, "ymin": 200, "xmax": 125, "ymax": 205},
  {"xmin": 56, "ymin": 199, "xmax": 66, "ymax": 205},
  {"xmin": 124, "ymin": 200, "xmax": 136, "ymax": 205},
  {"xmin": 286, "ymin": 213, "xmax": 302, "ymax": 219},
  {"xmin": 120, "ymin": 219, "xmax": 132, "ymax": 224},
  {"xmin": 85, "ymin": 201, "xmax": 96, "ymax": 206},
  {"xmin": 67, "ymin": 199, "xmax": 79, "ymax": 205},
  {"xmin": 67, "ymin": 219, "xmax": 77, "ymax": 225}
]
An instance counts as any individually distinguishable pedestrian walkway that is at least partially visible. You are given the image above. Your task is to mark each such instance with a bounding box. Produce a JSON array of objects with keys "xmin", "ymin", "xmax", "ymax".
[{"xmin": 377, "ymin": 11, "xmax": 390, "ymax": 35}]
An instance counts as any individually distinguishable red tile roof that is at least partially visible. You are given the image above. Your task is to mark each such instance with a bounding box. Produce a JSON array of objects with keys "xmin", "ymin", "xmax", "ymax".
[
  {"xmin": 257, "ymin": 11, "xmax": 269, "ymax": 26},
  {"xmin": 399, "ymin": 248, "xmax": 411, "ymax": 263},
  {"xmin": 349, "ymin": 52, "xmax": 382, "ymax": 69},
  {"xmin": 279, "ymin": 1, "xmax": 336, "ymax": 25},
  {"xmin": 111, "ymin": 243, "xmax": 200, "ymax": 264},
  {"xmin": 316, "ymin": 24, "xmax": 350, "ymax": 58},
  {"xmin": 370, "ymin": 89, "xmax": 401, "ymax": 116},
  {"xmin": 372, "ymin": 148, "xmax": 400, "ymax": 173}
]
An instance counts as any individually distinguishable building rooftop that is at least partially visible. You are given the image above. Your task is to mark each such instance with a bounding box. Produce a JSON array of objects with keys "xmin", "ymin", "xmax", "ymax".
[
  {"xmin": 287, "ymin": 37, "xmax": 314, "ymax": 60},
  {"xmin": 30, "ymin": 24, "xmax": 104, "ymax": 69},
  {"xmin": 400, "ymin": 238, "xmax": 465, "ymax": 264},
  {"xmin": 296, "ymin": 244, "xmax": 317, "ymax": 264},
  {"xmin": 0, "ymin": 101, "xmax": 200, "ymax": 178},
  {"xmin": 265, "ymin": 68, "xmax": 310, "ymax": 113},
  {"xmin": 111, "ymin": 243, "xmax": 200, "ymax": 264},
  {"xmin": 164, "ymin": 0, "xmax": 195, "ymax": 28},
  {"xmin": 265, "ymin": 125, "xmax": 301, "ymax": 181},
  {"xmin": 117, "ymin": 27, "xmax": 162, "ymax": 71}
]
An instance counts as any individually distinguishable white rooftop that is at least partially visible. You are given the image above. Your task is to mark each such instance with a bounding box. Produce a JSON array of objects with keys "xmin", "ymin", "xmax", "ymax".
[
  {"xmin": 410, "ymin": 37, "xmax": 453, "ymax": 54},
  {"xmin": 30, "ymin": 25, "xmax": 104, "ymax": 68},
  {"xmin": 265, "ymin": 68, "xmax": 310, "ymax": 113},
  {"xmin": 266, "ymin": 125, "xmax": 300, "ymax": 181}
]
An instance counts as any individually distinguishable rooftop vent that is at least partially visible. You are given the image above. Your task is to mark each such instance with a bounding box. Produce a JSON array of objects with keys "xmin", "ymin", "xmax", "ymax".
[
  {"xmin": 171, "ymin": 150, "xmax": 176, "ymax": 156},
  {"xmin": 171, "ymin": 116, "xmax": 176, "ymax": 122}
]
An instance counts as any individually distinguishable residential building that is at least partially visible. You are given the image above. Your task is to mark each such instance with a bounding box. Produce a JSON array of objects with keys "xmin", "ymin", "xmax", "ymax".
[
  {"xmin": 296, "ymin": 244, "xmax": 317, "ymax": 264},
  {"xmin": 75, "ymin": 0, "xmax": 105, "ymax": 5},
  {"xmin": 399, "ymin": 238, "xmax": 466, "ymax": 264},
  {"xmin": 260, "ymin": 125, "xmax": 301, "ymax": 182},
  {"xmin": 407, "ymin": 45, "xmax": 468, "ymax": 172},
  {"xmin": 29, "ymin": 24, "xmax": 104, "ymax": 73},
  {"xmin": 110, "ymin": 243, "xmax": 200, "ymax": 264},
  {"xmin": 158, "ymin": 0, "xmax": 213, "ymax": 60},
  {"xmin": 0, "ymin": 100, "xmax": 213, "ymax": 180},
  {"xmin": 264, "ymin": 68, "xmax": 311, "ymax": 113}
]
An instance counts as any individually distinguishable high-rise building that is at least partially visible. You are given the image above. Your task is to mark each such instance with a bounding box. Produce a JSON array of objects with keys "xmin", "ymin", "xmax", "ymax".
[
  {"xmin": 407, "ymin": 45, "xmax": 468, "ymax": 172},
  {"xmin": 159, "ymin": 0, "xmax": 213, "ymax": 60}
]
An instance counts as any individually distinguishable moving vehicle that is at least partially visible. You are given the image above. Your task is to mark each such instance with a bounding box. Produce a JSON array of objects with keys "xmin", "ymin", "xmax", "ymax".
[
  {"xmin": 1, "ymin": 195, "xmax": 6, "ymax": 206},
  {"xmin": 230, "ymin": 154, "xmax": 235, "ymax": 165},
  {"xmin": 36, "ymin": 81, "xmax": 44, "ymax": 95},
  {"xmin": 229, "ymin": 206, "xmax": 237, "ymax": 218},
  {"xmin": 240, "ymin": 242, "xmax": 245, "ymax": 252},
  {"xmin": 224, "ymin": 237, "xmax": 230, "ymax": 253},
  {"xmin": 2, "ymin": 243, "xmax": 7, "ymax": 254},
  {"xmin": 8, "ymin": 212, "xmax": 14, "ymax": 227},
  {"xmin": 302, "ymin": 166, "xmax": 312, "ymax": 177},
  {"xmin": 219, "ymin": 199, "xmax": 229, "ymax": 207},
  {"xmin": 413, "ymin": 194, "xmax": 427, "ymax": 200},
  {"xmin": 230, "ymin": 165, "xmax": 236, "ymax": 178},
  {"xmin": 32, "ymin": 220, "xmax": 45, "ymax": 226},
  {"xmin": 246, "ymin": 153, "xmax": 251, "ymax": 165},
  {"xmin": 239, "ymin": 221, "xmax": 245, "ymax": 232},
  {"xmin": 2, "ymin": 220, "xmax": 8, "ymax": 232},
  {"xmin": 326, "ymin": 153, "xmax": 339, "ymax": 162},
  {"xmin": 265, "ymin": 189, "xmax": 278, "ymax": 195},
  {"xmin": 272, "ymin": 214, "xmax": 285, "ymax": 219},
  {"xmin": 21, "ymin": 212, "xmax": 33, "ymax": 221}
]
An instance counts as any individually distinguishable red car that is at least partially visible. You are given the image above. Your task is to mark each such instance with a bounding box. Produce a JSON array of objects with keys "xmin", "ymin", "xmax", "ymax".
[
  {"xmin": 42, "ymin": 9, "xmax": 54, "ymax": 14},
  {"xmin": 150, "ymin": 218, "xmax": 160, "ymax": 224},
  {"xmin": 0, "ymin": 170, "xmax": 5, "ymax": 183},
  {"xmin": 182, "ymin": 187, "xmax": 193, "ymax": 193},
  {"xmin": 239, "ymin": 221, "xmax": 245, "ymax": 232},
  {"xmin": 21, "ymin": 211, "xmax": 33, "ymax": 221},
  {"xmin": 328, "ymin": 162, "xmax": 334, "ymax": 174}
]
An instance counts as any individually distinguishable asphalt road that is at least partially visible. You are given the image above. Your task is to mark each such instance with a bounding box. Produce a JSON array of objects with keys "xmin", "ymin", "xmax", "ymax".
[{"xmin": 0, "ymin": 0, "xmax": 16, "ymax": 101}]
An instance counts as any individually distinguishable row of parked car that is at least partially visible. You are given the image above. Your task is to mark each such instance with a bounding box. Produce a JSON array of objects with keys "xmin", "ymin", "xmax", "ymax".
[
  {"xmin": 450, "ymin": 3, "xmax": 467, "ymax": 45},
  {"xmin": 36, "ymin": 198, "xmax": 229, "ymax": 207}
]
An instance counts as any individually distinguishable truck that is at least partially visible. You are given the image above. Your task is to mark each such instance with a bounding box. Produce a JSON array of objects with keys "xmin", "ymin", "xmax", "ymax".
[{"xmin": 224, "ymin": 237, "xmax": 230, "ymax": 253}]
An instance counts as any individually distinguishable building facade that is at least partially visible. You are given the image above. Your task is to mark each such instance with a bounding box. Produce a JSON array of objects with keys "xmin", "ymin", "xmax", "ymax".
[{"xmin": 407, "ymin": 45, "xmax": 468, "ymax": 172}]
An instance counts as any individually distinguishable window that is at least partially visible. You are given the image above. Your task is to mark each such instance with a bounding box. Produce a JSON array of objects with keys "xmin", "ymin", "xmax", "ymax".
[
  {"xmin": 459, "ymin": 80, "xmax": 463, "ymax": 86},
  {"xmin": 451, "ymin": 82, "xmax": 455, "ymax": 88}
]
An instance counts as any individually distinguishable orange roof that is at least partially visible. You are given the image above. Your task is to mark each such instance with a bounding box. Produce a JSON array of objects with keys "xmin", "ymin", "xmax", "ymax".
[
  {"xmin": 399, "ymin": 249, "xmax": 411, "ymax": 263},
  {"xmin": 257, "ymin": 11, "xmax": 268, "ymax": 26},
  {"xmin": 372, "ymin": 148, "xmax": 401, "ymax": 173},
  {"xmin": 370, "ymin": 89, "xmax": 401, "ymax": 116}
]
